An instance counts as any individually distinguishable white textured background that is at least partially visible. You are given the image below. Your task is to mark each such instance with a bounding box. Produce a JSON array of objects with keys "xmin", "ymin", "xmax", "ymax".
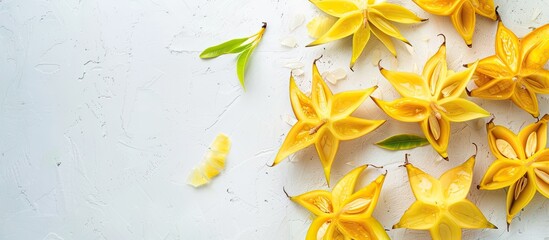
[{"xmin": 1, "ymin": 0, "xmax": 549, "ymax": 239}]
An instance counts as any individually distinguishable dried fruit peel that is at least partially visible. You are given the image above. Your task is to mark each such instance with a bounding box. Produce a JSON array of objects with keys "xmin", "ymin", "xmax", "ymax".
[
  {"xmin": 272, "ymin": 59, "xmax": 385, "ymax": 184},
  {"xmin": 372, "ymin": 39, "xmax": 490, "ymax": 159},
  {"xmin": 187, "ymin": 134, "xmax": 231, "ymax": 187},
  {"xmin": 479, "ymin": 114, "xmax": 549, "ymax": 225},
  {"xmin": 290, "ymin": 165, "xmax": 390, "ymax": 240},
  {"xmin": 412, "ymin": 0, "xmax": 496, "ymax": 46},
  {"xmin": 394, "ymin": 155, "xmax": 497, "ymax": 239},
  {"xmin": 306, "ymin": 0, "xmax": 426, "ymax": 68},
  {"xmin": 469, "ymin": 21, "xmax": 549, "ymax": 117}
]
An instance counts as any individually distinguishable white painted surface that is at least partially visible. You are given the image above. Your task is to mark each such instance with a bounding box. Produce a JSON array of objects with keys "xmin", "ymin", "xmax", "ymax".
[{"xmin": 1, "ymin": 0, "xmax": 549, "ymax": 239}]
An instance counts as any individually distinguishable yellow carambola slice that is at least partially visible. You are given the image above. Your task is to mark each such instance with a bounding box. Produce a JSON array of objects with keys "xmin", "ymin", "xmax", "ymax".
[
  {"xmin": 187, "ymin": 134, "xmax": 231, "ymax": 187},
  {"xmin": 306, "ymin": 0, "xmax": 426, "ymax": 68}
]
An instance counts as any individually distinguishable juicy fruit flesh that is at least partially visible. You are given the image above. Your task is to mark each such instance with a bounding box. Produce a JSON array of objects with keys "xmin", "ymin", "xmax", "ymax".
[{"xmin": 187, "ymin": 134, "xmax": 231, "ymax": 187}]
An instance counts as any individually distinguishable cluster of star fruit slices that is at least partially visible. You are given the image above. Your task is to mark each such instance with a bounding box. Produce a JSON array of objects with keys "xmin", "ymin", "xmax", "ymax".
[
  {"xmin": 287, "ymin": 150, "xmax": 497, "ymax": 240},
  {"xmin": 192, "ymin": 0, "xmax": 549, "ymax": 238},
  {"xmin": 271, "ymin": 58, "xmax": 385, "ymax": 185}
]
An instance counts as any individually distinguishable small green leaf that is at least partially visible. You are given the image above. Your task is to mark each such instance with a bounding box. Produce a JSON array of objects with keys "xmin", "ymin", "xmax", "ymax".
[
  {"xmin": 236, "ymin": 44, "xmax": 257, "ymax": 89},
  {"xmin": 375, "ymin": 134, "xmax": 429, "ymax": 151},
  {"xmin": 199, "ymin": 22, "xmax": 266, "ymax": 90},
  {"xmin": 228, "ymin": 43, "xmax": 253, "ymax": 54},
  {"xmin": 200, "ymin": 37, "xmax": 249, "ymax": 59}
]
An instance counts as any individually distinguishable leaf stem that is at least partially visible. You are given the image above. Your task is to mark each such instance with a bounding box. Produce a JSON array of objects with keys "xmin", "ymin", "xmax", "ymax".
[
  {"xmin": 472, "ymin": 143, "xmax": 478, "ymax": 156},
  {"xmin": 282, "ymin": 186, "xmax": 291, "ymax": 199},
  {"xmin": 399, "ymin": 153, "xmax": 411, "ymax": 167},
  {"xmin": 366, "ymin": 164, "xmax": 383, "ymax": 169}
]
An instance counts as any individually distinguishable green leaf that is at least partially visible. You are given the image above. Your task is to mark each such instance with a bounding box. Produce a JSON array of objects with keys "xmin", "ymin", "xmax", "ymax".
[
  {"xmin": 236, "ymin": 44, "xmax": 257, "ymax": 89},
  {"xmin": 200, "ymin": 37, "xmax": 249, "ymax": 59},
  {"xmin": 375, "ymin": 134, "xmax": 429, "ymax": 151},
  {"xmin": 199, "ymin": 22, "xmax": 266, "ymax": 90},
  {"xmin": 228, "ymin": 43, "xmax": 253, "ymax": 54}
]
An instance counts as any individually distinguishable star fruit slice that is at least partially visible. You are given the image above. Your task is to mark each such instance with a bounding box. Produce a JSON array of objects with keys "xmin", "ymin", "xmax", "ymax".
[
  {"xmin": 479, "ymin": 115, "xmax": 549, "ymax": 225},
  {"xmin": 307, "ymin": 0, "xmax": 426, "ymax": 68},
  {"xmin": 469, "ymin": 21, "xmax": 549, "ymax": 117},
  {"xmin": 290, "ymin": 165, "xmax": 390, "ymax": 240},
  {"xmin": 272, "ymin": 58, "xmax": 385, "ymax": 185},
  {"xmin": 372, "ymin": 37, "xmax": 490, "ymax": 159},
  {"xmin": 394, "ymin": 153, "xmax": 497, "ymax": 239}
]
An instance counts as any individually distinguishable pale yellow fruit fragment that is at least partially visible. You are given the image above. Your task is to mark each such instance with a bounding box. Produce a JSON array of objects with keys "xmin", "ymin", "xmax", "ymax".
[{"xmin": 187, "ymin": 134, "xmax": 231, "ymax": 187}]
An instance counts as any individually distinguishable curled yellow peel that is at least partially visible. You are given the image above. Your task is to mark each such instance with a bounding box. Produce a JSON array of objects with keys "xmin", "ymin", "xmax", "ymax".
[
  {"xmin": 394, "ymin": 155, "xmax": 497, "ymax": 239},
  {"xmin": 187, "ymin": 134, "xmax": 231, "ymax": 187},
  {"xmin": 373, "ymin": 40, "xmax": 489, "ymax": 159},
  {"xmin": 470, "ymin": 21, "xmax": 549, "ymax": 117},
  {"xmin": 307, "ymin": 0, "xmax": 425, "ymax": 68},
  {"xmin": 273, "ymin": 60, "xmax": 385, "ymax": 184},
  {"xmin": 290, "ymin": 165, "xmax": 390, "ymax": 240},
  {"xmin": 479, "ymin": 115, "xmax": 549, "ymax": 225},
  {"xmin": 413, "ymin": 0, "xmax": 496, "ymax": 46}
]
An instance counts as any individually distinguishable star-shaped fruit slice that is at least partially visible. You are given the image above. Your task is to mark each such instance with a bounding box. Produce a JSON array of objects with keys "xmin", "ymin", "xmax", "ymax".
[
  {"xmin": 307, "ymin": 0, "xmax": 426, "ymax": 68},
  {"xmin": 394, "ymin": 153, "xmax": 497, "ymax": 239},
  {"xmin": 272, "ymin": 58, "xmax": 385, "ymax": 185},
  {"xmin": 372, "ymin": 37, "xmax": 490, "ymax": 159},
  {"xmin": 479, "ymin": 114, "xmax": 549, "ymax": 226},
  {"xmin": 412, "ymin": 0, "xmax": 497, "ymax": 46},
  {"xmin": 289, "ymin": 165, "xmax": 389, "ymax": 240},
  {"xmin": 468, "ymin": 21, "xmax": 549, "ymax": 117}
]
